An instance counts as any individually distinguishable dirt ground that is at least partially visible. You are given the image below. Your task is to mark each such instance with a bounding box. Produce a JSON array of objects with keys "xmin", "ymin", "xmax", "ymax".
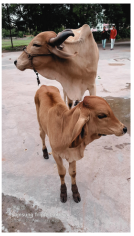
[{"xmin": 2, "ymin": 41, "xmax": 130, "ymax": 232}]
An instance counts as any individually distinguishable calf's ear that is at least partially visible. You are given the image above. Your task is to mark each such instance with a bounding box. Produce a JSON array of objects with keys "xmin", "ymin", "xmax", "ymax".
[{"xmin": 69, "ymin": 115, "xmax": 89, "ymax": 148}]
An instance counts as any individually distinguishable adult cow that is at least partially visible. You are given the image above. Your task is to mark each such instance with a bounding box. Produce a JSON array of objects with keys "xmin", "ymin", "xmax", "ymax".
[{"xmin": 14, "ymin": 24, "xmax": 99, "ymax": 108}]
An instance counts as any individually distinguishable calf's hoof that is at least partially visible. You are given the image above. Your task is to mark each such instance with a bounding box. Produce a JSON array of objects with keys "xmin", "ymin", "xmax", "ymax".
[
  {"xmin": 72, "ymin": 184, "xmax": 81, "ymax": 203},
  {"xmin": 60, "ymin": 183, "xmax": 67, "ymax": 203},
  {"xmin": 43, "ymin": 148, "xmax": 49, "ymax": 159}
]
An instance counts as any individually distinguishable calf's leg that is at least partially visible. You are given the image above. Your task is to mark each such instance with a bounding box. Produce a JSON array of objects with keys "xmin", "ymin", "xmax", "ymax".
[
  {"xmin": 53, "ymin": 154, "xmax": 67, "ymax": 203},
  {"xmin": 35, "ymin": 97, "xmax": 49, "ymax": 159},
  {"xmin": 69, "ymin": 161, "xmax": 81, "ymax": 203},
  {"xmin": 39, "ymin": 127, "xmax": 49, "ymax": 159}
]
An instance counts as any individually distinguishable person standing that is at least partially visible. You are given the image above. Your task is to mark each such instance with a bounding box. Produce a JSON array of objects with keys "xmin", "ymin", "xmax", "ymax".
[
  {"xmin": 110, "ymin": 25, "xmax": 117, "ymax": 50},
  {"xmin": 101, "ymin": 26, "xmax": 107, "ymax": 50}
]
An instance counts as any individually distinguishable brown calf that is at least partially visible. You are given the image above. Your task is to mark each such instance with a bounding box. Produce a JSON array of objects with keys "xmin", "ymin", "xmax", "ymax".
[{"xmin": 35, "ymin": 85, "xmax": 127, "ymax": 203}]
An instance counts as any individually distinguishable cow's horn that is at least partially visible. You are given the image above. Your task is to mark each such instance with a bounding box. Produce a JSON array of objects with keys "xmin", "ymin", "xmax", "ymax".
[{"xmin": 49, "ymin": 30, "xmax": 74, "ymax": 46}]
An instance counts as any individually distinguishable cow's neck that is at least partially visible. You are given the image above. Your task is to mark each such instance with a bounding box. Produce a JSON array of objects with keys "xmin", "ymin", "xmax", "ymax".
[{"xmin": 34, "ymin": 56, "xmax": 77, "ymax": 83}]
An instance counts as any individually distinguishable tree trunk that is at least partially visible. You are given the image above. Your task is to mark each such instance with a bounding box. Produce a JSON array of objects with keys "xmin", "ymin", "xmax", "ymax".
[
  {"xmin": 9, "ymin": 28, "xmax": 13, "ymax": 48},
  {"xmin": 6, "ymin": 4, "xmax": 13, "ymax": 48}
]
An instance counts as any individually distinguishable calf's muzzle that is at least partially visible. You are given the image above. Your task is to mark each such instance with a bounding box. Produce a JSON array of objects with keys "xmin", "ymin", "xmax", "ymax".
[
  {"xmin": 14, "ymin": 60, "xmax": 17, "ymax": 66},
  {"xmin": 123, "ymin": 126, "xmax": 127, "ymax": 134}
]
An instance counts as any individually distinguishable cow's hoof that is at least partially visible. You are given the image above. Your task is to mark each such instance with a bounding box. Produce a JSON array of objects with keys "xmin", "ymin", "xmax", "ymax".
[
  {"xmin": 74, "ymin": 100, "xmax": 79, "ymax": 106},
  {"xmin": 68, "ymin": 103, "xmax": 73, "ymax": 109},
  {"xmin": 73, "ymin": 193, "xmax": 81, "ymax": 203},
  {"xmin": 72, "ymin": 184, "xmax": 81, "ymax": 203},
  {"xmin": 60, "ymin": 183, "xmax": 67, "ymax": 203},
  {"xmin": 43, "ymin": 148, "xmax": 49, "ymax": 159}
]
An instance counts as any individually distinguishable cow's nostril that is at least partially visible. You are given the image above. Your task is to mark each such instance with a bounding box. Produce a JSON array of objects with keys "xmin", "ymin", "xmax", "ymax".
[
  {"xmin": 14, "ymin": 60, "xmax": 17, "ymax": 66},
  {"xmin": 123, "ymin": 127, "xmax": 127, "ymax": 134}
]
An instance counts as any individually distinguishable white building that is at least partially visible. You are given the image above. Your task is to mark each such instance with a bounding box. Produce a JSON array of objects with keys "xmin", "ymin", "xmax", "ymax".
[{"xmin": 91, "ymin": 23, "xmax": 113, "ymax": 32}]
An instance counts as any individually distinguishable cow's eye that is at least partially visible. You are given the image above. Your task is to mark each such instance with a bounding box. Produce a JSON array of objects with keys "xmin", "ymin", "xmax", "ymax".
[
  {"xmin": 33, "ymin": 44, "xmax": 41, "ymax": 47},
  {"xmin": 98, "ymin": 114, "xmax": 107, "ymax": 119}
]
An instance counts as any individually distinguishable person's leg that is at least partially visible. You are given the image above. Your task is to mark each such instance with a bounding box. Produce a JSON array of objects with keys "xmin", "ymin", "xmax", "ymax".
[
  {"xmin": 102, "ymin": 40, "xmax": 104, "ymax": 48},
  {"xmin": 113, "ymin": 39, "xmax": 115, "ymax": 49},
  {"xmin": 111, "ymin": 39, "xmax": 113, "ymax": 49},
  {"xmin": 104, "ymin": 39, "xmax": 106, "ymax": 49}
]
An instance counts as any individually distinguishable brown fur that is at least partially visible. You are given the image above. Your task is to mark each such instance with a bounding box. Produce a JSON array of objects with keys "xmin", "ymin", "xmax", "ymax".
[{"xmin": 35, "ymin": 85, "xmax": 127, "ymax": 203}]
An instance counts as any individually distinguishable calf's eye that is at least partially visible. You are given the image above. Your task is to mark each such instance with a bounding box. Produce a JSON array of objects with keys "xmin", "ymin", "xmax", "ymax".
[
  {"xmin": 98, "ymin": 114, "xmax": 107, "ymax": 119},
  {"xmin": 33, "ymin": 44, "xmax": 41, "ymax": 47}
]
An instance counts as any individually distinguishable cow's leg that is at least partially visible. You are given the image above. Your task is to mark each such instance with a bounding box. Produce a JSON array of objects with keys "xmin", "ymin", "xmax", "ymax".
[
  {"xmin": 53, "ymin": 154, "xmax": 67, "ymax": 203},
  {"xmin": 63, "ymin": 89, "xmax": 67, "ymax": 104},
  {"xmin": 69, "ymin": 161, "xmax": 81, "ymax": 203},
  {"xmin": 67, "ymin": 96, "xmax": 73, "ymax": 109},
  {"xmin": 63, "ymin": 90, "xmax": 73, "ymax": 109},
  {"xmin": 40, "ymin": 127, "xmax": 49, "ymax": 159},
  {"xmin": 88, "ymin": 84, "xmax": 96, "ymax": 96}
]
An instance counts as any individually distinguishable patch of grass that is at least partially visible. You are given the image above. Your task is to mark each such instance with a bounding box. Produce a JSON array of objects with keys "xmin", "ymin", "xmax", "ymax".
[
  {"xmin": 2, "ymin": 46, "xmax": 24, "ymax": 51},
  {"xmin": 2, "ymin": 37, "xmax": 34, "ymax": 50}
]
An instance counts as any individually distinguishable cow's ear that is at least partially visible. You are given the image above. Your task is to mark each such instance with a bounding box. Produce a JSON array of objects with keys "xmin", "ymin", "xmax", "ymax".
[
  {"xmin": 69, "ymin": 115, "xmax": 89, "ymax": 148},
  {"xmin": 47, "ymin": 29, "xmax": 77, "ymax": 59},
  {"xmin": 49, "ymin": 29, "xmax": 74, "ymax": 46},
  {"xmin": 47, "ymin": 44, "xmax": 77, "ymax": 59}
]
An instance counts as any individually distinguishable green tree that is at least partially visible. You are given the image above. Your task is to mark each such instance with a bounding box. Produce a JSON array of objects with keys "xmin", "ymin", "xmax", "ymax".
[
  {"xmin": 12, "ymin": 4, "xmax": 104, "ymax": 33},
  {"xmin": 2, "ymin": 3, "xmax": 105, "ymax": 40},
  {"xmin": 65, "ymin": 4, "xmax": 103, "ymax": 28},
  {"xmin": 102, "ymin": 4, "xmax": 130, "ymax": 32},
  {"xmin": 15, "ymin": 4, "xmax": 41, "ymax": 33},
  {"xmin": 2, "ymin": 4, "xmax": 19, "ymax": 47},
  {"xmin": 14, "ymin": 4, "xmax": 69, "ymax": 33}
]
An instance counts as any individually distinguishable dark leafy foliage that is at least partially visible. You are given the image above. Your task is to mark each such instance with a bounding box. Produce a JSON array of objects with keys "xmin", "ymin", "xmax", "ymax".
[
  {"xmin": 102, "ymin": 4, "xmax": 130, "ymax": 32},
  {"xmin": 2, "ymin": 4, "xmax": 130, "ymax": 47},
  {"xmin": 2, "ymin": 4, "xmax": 104, "ymax": 33}
]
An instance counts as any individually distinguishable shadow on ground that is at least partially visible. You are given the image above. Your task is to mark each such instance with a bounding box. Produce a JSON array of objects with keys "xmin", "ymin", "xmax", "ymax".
[{"xmin": 2, "ymin": 193, "xmax": 66, "ymax": 232}]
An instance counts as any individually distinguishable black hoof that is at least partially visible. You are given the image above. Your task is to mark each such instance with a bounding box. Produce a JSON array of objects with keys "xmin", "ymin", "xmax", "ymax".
[
  {"xmin": 74, "ymin": 100, "xmax": 79, "ymax": 106},
  {"xmin": 43, "ymin": 148, "xmax": 49, "ymax": 159},
  {"xmin": 60, "ymin": 183, "xmax": 67, "ymax": 203}
]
